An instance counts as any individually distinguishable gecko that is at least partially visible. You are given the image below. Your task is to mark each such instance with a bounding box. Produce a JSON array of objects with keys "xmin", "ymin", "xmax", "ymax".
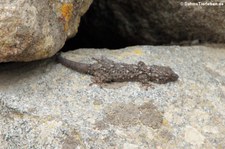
[{"xmin": 56, "ymin": 53, "xmax": 179, "ymax": 88}]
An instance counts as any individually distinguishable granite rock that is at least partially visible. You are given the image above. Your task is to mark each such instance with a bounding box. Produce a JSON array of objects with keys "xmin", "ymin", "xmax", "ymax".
[{"xmin": 0, "ymin": 45, "xmax": 225, "ymax": 148}]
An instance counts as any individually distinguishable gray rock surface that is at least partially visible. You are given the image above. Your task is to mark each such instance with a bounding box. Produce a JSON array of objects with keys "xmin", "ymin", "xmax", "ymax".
[
  {"xmin": 0, "ymin": 45, "xmax": 225, "ymax": 148},
  {"xmin": 0, "ymin": 0, "xmax": 92, "ymax": 62},
  {"xmin": 75, "ymin": 0, "xmax": 225, "ymax": 48}
]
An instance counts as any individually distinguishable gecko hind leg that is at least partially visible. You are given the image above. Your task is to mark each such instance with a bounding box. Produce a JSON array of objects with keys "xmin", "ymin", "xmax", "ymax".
[
  {"xmin": 91, "ymin": 57, "xmax": 101, "ymax": 62},
  {"xmin": 89, "ymin": 77, "xmax": 105, "ymax": 88}
]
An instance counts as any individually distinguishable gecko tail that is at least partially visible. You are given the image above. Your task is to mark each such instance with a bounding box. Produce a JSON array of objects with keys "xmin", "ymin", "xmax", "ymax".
[{"xmin": 56, "ymin": 53, "xmax": 90, "ymax": 74}]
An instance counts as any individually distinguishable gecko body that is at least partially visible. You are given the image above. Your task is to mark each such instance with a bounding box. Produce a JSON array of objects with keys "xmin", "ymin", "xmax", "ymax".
[{"xmin": 56, "ymin": 53, "xmax": 179, "ymax": 86}]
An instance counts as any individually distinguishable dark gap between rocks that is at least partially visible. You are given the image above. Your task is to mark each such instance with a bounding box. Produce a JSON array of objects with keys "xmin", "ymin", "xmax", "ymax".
[
  {"xmin": 60, "ymin": 0, "xmax": 212, "ymax": 52},
  {"xmin": 61, "ymin": 3, "xmax": 144, "ymax": 51},
  {"xmin": 61, "ymin": 20, "xmax": 132, "ymax": 51}
]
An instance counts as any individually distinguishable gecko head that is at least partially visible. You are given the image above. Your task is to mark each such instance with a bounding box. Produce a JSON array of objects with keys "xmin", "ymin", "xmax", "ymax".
[{"xmin": 149, "ymin": 65, "xmax": 179, "ymax": 84}]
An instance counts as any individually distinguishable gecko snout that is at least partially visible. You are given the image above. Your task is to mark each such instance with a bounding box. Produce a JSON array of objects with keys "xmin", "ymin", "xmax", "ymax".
[{"xmin": 171, "ymin": 72, "xmax": 179, "ymax": 81}]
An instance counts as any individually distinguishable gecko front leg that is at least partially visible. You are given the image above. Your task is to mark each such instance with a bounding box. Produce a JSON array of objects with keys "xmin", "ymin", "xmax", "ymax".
[
  {"xmin": 89, "ymin": 72, "xmax": 111, "ymax": 88},
  {"xmin": 138, "ymin": 73, "xmax": 154, "ymax": 90}
]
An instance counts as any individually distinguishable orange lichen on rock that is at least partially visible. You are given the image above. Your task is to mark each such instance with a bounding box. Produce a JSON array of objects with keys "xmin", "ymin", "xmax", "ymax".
[{"xmin": 61, "ymin": 3, "xmax": 74, "ymax": 31}]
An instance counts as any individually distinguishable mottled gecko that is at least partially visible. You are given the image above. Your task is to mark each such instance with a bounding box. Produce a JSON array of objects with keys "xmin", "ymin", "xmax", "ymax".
[{"xmin": 56, "ymin": 53, "xmax": 178, "ymax": 88}]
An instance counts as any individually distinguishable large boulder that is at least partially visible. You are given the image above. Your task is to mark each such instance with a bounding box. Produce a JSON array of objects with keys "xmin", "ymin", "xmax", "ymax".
[
  {"xmin": 0, "ymin": 0, "xmax": 92, "ymax": 62},
  {"xmin": 73, "ymin": 0, "xmax": 225, "ymax": 48}
]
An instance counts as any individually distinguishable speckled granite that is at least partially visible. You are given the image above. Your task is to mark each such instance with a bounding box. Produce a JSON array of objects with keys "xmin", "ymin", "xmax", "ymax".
[{"xmin": 0, "ymin": 45, "xmax": 225, "ymax": 148}]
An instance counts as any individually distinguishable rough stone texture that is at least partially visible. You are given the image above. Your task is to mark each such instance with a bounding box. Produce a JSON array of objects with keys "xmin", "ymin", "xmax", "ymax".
[
  {"xmin": 72, "ymin": 0, "xmax": 225, "ymax": 49},
  {"xmin": 0, "ymin": 45, "xmax": 225, "ymax": 148},
  {"xmin": 0, "ymin": 0, "xmax": 92, "ymax": 62}
]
